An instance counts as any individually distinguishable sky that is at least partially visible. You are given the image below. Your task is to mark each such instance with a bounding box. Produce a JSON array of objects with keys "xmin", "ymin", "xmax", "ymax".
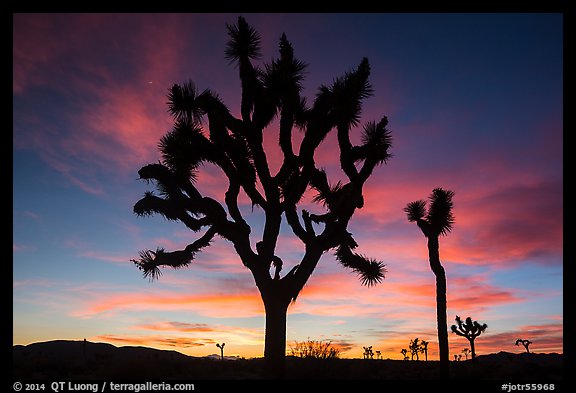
[{"xmin": 12, "ymin": 13, "xmax": 563, "ymax": 360}]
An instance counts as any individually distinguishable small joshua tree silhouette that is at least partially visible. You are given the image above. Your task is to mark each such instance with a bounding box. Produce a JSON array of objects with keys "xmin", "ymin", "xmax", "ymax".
[
  {"xmin": 451, "ymin": 316, "xmax": 487, "ymax": 362},
  {"xmin": 400, "ymin": 348, "xmax": 410, "ymax": 361},
  {"xmin": 375, "ymin": 350, "xmax": 381, "ymax": 359},
  {"xmin": 363, "ymin": 346, "xmax": 374, "ymax": 359},
  {"xmin": 83, "ymin": 338, "xmax": 87, "ymax": 363},
  {"xmin": 216, "ymin": 343, "xmax": 225, "ymax": 360},
  {"xmin": 462, "ymin": 348, "xmax": 470, "ymax": 360},
  {"xmin": 420, "ymin": 340, "xmax": 429, "ymax": 362},
  {"xmin": 409, "ymin": 338, "xmax": 421, "ymax": 360},
  {"xmin": 515, "ymin": 339, "xmax": 533, "ymax": 353}
]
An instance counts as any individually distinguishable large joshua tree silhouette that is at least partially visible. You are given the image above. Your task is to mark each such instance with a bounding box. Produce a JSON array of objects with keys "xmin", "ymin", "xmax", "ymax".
[
  {"xmin": 404, "ymin": 188, "xmax": 455, "ymax": 378},
  {"xmin": 131, "ymin": 17, "xmax": 389, "ymax": 378},
  {"xmin": 451, "ymin": 315, "xmax": 488, "ymax": 362}
]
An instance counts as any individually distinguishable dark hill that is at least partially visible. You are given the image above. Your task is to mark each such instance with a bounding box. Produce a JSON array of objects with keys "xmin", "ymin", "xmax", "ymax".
[{"xmin": 13, "ymin": 340, "xmax": 563, "ymax": 380}]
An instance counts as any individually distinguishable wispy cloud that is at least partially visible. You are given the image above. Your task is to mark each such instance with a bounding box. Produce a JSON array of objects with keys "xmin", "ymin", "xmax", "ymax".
[
  {"xmin": 78, "ymin": 251, "xmax": 132, "ymax": 264},
  {"xmin": 134, "ymin": 321, "xmax": 262, "ymax": 339},
  {"xmin": 13, "ymin": 279, "xmax": 59, "ymax": 289},
  {"xmin": 94, "ymin": 334, "xmax": 213, "ymax": 348},
  {"xmin": 13, "ymin": 243, "xmax": 31, "ymax": 252},
  {"xmin": 22, "ymin": 211, "xmax": 41, "ymax": 220}
]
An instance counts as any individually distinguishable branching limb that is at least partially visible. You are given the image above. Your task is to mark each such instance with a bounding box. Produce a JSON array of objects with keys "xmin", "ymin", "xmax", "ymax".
[
  {"xmin": 132, "ymin": 226, "xmax": 217, "ymax": 281},
  {"xmin": 335, "ymin": 244, "xmax": 386, "ymax": 287},
  {"xmin": 134, "ymin": 192, "xmax": 208, "ymax": 232},
  {"xmin": 301, "ymin": 210, "xmax": 315, "ymax": 236},
  {"xmin": 337, "ymin": 124, "xmax": 359, "ymax": 182},
  {"xmin": 284, "ymin": 204, "xmax": 312, "ymax": 243}
]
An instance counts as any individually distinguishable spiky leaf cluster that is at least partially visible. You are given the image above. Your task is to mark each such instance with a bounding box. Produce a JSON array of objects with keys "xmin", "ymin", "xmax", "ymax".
[
  {"xmin": 404, "ymin": 187, "xmax": 455, "ymax": 237},
  {"xmin": 451, "ymin": 315, "xmax": 488, "ymax": 340}
]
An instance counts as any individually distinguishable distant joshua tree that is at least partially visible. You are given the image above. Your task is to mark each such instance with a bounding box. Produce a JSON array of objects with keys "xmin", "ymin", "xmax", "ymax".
[
  {"xmin": 454, "ymin": 354, "xmax": 458, "ymax": 361},
  {"xmin": 421, "ymin": 340, "xmax": 429, "ymax": 361},
  {"xmin": 131, "ymin": 15, "xmax": 390, "ymax": 379},
  {"xmin": 409, "ymin": 338, "xmax": 421, "ymax": 360},
  {"xmin": 462, "ymin": 348, "xmax": 470, "ymax": 360},
  {"xmin": 515, "ymin": 339, "xmax": 533, "ymax": 353},
  {"xmin": 400, "ymin": 348, "xmax": 410, "ymax": 361},
  {"xmin": 375, "ymin": 350, "xmax": 381, "ymax": 359},
  {"xmin": 363, "ymin": 346, "xmax": 374, "ymax": 359},
  {"xmin": 407, "ymin": 338, "xmax": 429, "ymax": 361},
  {"xmin": 451, "ymin": 316, "xmax": 487, "ymax": 362},
  {"xmin": 216, "ymin": 343, "xmax": 225, "ymax": 360},
  {"xmin": 83, "ymin": 338, "xmax": 87, "ymax": 363},
  {"xmin": 405, "ymin": 188, "xmax": 455, "ymax": 378}
]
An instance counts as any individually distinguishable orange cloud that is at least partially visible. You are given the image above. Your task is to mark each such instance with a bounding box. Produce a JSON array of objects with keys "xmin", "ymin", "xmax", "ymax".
[
  {"xmin": 95, "ymin": 334, "xmax": 212, "ymax": 348},
  {"xmin": 136, "ymin": 321, "xmax": 216, "ymax": 333},
  {"xmin": 134, "ymin": 321, "xmax": 263, "ymax": 339},
  {"xmin": 93, "ymin": 319, "xmax": 266, "ymax": 357},
  {"xmin": 76, "ymin": 289, "xmax": 264, "ymax": 319}
]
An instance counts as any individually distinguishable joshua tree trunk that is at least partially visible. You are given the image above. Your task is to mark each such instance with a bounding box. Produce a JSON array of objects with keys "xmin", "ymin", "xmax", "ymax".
[
  {"xmin": 428, "ymin": 235, "xmax": 449, "ymax": 379},
  {"xmin": 469, "ymin": 338, "xmax": 476, "ymax": 362},
  {"xmin": 262, "ymin": 292, "xmax": 290, "ymax": 379}
]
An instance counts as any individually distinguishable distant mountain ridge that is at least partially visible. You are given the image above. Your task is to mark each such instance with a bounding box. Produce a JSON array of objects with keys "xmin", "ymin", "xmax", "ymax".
[
  {"xmin": 14, "ymin": 339, "xmax": 242, "ymax": 361},
  {"xmin": 13, "ymin": 340, "xmax": 250, "ymax": 380}
]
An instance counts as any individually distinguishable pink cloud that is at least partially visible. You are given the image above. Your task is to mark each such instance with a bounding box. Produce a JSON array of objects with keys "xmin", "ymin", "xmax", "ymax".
[
  {"xmin": 13, "ymin": 14, "xmax": 193, "ymax": 192},
  {"xmin": 353, "ymin": 172, "xmax": 562, "ymax": 268},
  {"xmin": 289, "ymin": 269, "xmax": 523, "ymax": 320}
]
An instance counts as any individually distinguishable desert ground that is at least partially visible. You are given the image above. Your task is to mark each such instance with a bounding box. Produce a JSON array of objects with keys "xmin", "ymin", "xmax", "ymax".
[{"xmin": 12, "ymin": 340, "xmax": 563, "ymax": 382}]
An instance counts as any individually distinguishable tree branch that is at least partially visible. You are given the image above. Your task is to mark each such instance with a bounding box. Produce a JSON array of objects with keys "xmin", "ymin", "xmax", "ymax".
[
  {"xmin": 337, "ymin": 124, "xmax": 359, "ymax": 182},
  {"xmin": 284, "ymin": 205, "xmax": 313, "ymax": 243},
  {"xmin": 134, "ymin": 192, "xmax": 207, "ymax": 232},
  {"xmin": 132, "ymin": 226, "xmax": 218, "ymax": 280}
]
